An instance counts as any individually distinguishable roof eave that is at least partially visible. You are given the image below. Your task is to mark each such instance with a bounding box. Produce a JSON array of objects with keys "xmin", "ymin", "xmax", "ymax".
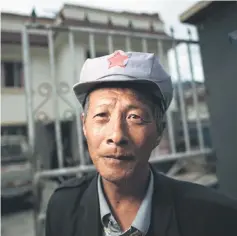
[
  {"xmin": 63, "ymin": 3, "xmax": 162, "ymax": 21},
  {"xmin": 179, "ymin": 1, "xmax": 213, "ymax": 24}
]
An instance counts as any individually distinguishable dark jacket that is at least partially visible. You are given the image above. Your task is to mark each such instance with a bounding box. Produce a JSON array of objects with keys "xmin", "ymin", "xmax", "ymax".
[{"xmin": 45, "ymin": 166, "xmax": 237, "ymax": 236}]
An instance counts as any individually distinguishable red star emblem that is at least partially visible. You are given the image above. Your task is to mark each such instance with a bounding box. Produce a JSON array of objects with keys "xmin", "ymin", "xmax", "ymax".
[{"xmin": 108, "ymin": 51, "xmax": 128, "ymax": 68}]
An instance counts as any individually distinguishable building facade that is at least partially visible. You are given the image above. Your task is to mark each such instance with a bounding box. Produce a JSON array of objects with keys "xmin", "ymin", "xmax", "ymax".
[
  {"xmin": 1, "ymin": 4, "xmax": 171, "ymax": 127},
  {"xmin": 1, "ymin": 4, "xmax": 174, "ymax": 164}
]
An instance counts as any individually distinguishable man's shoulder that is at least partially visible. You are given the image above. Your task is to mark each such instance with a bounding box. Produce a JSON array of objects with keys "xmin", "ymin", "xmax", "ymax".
[
  {"xmin": 48, "ymin": 172, "xmax": 97, "ymax": 205},
  {"xmin": 157, "ymin": 172, "xmax": 237, "ymax": 226},
  {"xmin": 162, "ymin": 173, "xmax": 237, "ymax": 235},
  {"xmin": 56, "ymin": 172, "xmax": 96, "ymax": 191},
  {"xmin": 45, "ymin": 172, "xmax": 97, "ymax": 236},
  {"xmin": 157, "ymin": 171, "xmax": 237, "ymax": 209},
  {"xmin": 155, "ymin": 172, "xmax": 237, "ymax": 235}
]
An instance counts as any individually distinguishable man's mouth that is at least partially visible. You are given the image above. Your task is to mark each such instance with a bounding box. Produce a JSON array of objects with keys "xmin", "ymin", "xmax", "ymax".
[{"xmin": 104, "ymin": 155, "xmax": 135, "ymax": 161}]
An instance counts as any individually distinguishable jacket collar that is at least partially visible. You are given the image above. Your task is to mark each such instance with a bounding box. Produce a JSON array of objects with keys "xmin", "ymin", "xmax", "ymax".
[
  {"xmin": 149, "ymin": 165, "xmax": 180, "ymax": 236},
  {"xmin": 76, "ymin": 166, "xmax": 181, "ymax": 236},
  {"xmin": 76, "ymin": 173, "xmax": 102, "ymax": 236}
]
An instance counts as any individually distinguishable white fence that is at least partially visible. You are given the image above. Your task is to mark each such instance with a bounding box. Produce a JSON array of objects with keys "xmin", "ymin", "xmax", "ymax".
[{"xmin": 21, "ymin": 23, "xmax": 213, "ymax": 236}]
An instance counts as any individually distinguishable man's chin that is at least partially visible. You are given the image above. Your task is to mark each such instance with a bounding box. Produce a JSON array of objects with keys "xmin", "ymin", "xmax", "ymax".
[
  {"xmin": 99, "ymin": 168, "xmax": 134, "ymax": 184},
  {"xmin": 101, "ymin": 175, "xmax": 130, "ymax": 186}
]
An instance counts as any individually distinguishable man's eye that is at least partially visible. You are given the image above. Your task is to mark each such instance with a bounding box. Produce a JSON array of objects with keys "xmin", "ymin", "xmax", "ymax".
[
  {"xmin": 128, "ymin": 114, "xmax": 151, "ymax": 124},
  {"xmin": 94, "ymin": 113, "xmax": 107, "ymax": 118},
  {"xmin": 128, "ymin": 114, "xmax": 144, "ymax": 122},
  {"xmin": 129, "ymin": 114, "xmax": 140, "ymax": 119}
]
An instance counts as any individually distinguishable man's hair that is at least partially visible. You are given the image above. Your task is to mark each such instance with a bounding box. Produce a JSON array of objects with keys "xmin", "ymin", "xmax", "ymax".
[{"xmin": 82, "ymin": 81, "xmax": 166, "ymax": 136}]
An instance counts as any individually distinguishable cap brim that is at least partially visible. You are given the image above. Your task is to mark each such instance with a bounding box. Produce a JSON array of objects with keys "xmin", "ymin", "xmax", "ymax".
[{"xmin": 73, "ymin": 75, "xmax": 165, "ymax": 109}]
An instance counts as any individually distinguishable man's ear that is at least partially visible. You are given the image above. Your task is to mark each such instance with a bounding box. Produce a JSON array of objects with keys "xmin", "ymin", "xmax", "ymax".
[
  {"xmin": 154, "ymin": 121, "xmax": 166, "ymax": 147},
  {"xmin": 155, "ymin": 135, "xmax": 162, "ymax": 147},
  {"xmin": 81, "ymin": 113, "xmax": 87, "ymax": 138}
]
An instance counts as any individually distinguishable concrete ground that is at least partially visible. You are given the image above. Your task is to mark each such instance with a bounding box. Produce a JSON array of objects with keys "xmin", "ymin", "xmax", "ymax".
[{"xmin": 1, "ymin": 181, "xmax": 58, "ymax": 236}]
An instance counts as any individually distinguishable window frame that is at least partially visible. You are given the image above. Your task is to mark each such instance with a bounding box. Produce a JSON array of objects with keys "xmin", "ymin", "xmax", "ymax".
[{"xmin": 1, "ymin": 60, "xmax": 24, "ymax": 88}]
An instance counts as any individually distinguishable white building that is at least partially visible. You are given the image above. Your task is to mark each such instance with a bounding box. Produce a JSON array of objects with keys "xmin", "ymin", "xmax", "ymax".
[
  {"xmin": 1, "ymin": 4, "xmax": 174, "ymax": 163},
  {"xmin": 184, "ymin": 85, "xmax": 209, "ymax": 121},
  {"xmin": 1, "ymin": 4, "xmax": 172, "ymax": 128}
]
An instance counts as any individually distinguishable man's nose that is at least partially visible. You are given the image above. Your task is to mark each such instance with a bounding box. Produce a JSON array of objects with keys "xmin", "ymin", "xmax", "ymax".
[{"xmin": 106, "ymin": 117, "xmax": 129, "ymax": 146}]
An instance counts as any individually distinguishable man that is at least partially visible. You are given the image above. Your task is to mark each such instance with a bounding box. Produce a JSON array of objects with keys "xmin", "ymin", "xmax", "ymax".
[{"xmin": 46, "ymin": 51, "xmax": 237, "ymax": 236}]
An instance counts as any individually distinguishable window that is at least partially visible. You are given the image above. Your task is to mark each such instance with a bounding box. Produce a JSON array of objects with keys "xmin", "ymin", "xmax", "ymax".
[
  {"xmin": 1, "ymin": 143, "xmax": 28, "ymax": 163},
  {"xmin": 1, "ymin": 144, "xmax": 22, "ymax": 158},
  {"xmin": 1, "ymin": 61, "xmax": 24, "ymax": 88}
]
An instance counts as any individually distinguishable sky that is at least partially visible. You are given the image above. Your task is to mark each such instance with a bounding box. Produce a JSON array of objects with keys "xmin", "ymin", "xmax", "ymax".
[{"xmin": 1, "ymin": 0, "xmax": 204, "ymax": 81}]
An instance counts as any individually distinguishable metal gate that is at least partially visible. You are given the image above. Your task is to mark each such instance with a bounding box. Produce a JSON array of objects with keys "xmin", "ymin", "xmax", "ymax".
[{"xmin": 21, "ymin": 23, "xmax": 213, "ymax": 236}]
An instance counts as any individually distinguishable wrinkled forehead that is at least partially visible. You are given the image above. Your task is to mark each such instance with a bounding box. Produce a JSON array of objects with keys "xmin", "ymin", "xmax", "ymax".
[
  {"xmin": 83, "ymin": 85, "xmax": 164, "ymax": 116},
  {"xmin": 84, "ymin": 81, "xmax": 162, "ymax": 104},
  {"xmin": 91, "ymin": 87, "xmax": 151, "ymax": 107},
  {"xmin": 89, "ymin": 87, "xmax": 156, "ymax": 106},
  {"xmin": 91, "ymin": 86, "xmax": 144, "ymax": 98}
]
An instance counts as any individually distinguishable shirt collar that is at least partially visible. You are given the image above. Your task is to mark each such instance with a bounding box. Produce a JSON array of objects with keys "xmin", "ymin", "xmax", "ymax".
[
  {"xmin": 97, "ymin": 169, "xmax": 154, "ymax": 235},
  {"xmin": 97, "ymin": 175, "xmax": 111, "ymax": 219}
]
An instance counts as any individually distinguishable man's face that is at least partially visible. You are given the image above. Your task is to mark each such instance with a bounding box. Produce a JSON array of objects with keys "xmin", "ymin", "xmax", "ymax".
[{"xmin": 82, "ymin": 87, "xmax": 159, "ymax": 183}]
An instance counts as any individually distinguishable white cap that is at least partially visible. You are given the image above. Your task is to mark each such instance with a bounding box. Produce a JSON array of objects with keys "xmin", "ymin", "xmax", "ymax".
[{"xmin": 73, "ymin": 50, "xmax": 173, "ymax": 111}]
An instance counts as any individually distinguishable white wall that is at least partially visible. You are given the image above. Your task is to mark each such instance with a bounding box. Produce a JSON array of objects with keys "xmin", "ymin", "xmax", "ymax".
[
  {"xmin": 1, "ymin": 30, "xmax": 171, "ymax": 160},
  {"xmin": 1, "ymin": 17, "xmax": 28, "ymax": 32},
  {"xmin": 63, "ymin": 7, "xmax": 164, "ymax": 32},
  {"xmin": 55, "ymin": 39, "xmax": 86, "ymax": 120},
  {"xmin": 1, "ymin": 45, "xmax": 26, "ymax": 124},
  {"xmin": 1, "ymin": 15, "xmax": 52, "ymax": 34},
  {"xmin": 1, "ymin": 41, "xmax": 87, "ymax": 124},
  {"xmin": 1, "ymin": 34, "xmax": 171, "ymax": 125},
  {"xmin": 1, "ymin": 6, "xmax": 170, "ymax": 125},
  {"xmin": 1, "ymin": 45, "xmax": 52, "ymax": 124},
  {"xmin": 187, "ymin": 102, "xmax": 209, "ymax": 121},
  {"xmin": 1, "ymin": 93, "xmax": 26, "ymax": 124}
]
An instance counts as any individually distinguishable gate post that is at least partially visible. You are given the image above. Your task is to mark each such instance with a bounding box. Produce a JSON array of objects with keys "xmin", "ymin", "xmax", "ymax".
[
  {"xmin": 22, "ymin": 24, "xmax": 41, "ymax": 236},
  {"xmin": 22, "ymin": 25, "xmax": 35, "ymax": 160},
  {"xmin": 68, "ymin": 30, "xmax": 86, "ymax": 165},
  {"xmin": 48, "ymin": 29, "xmax": 64, "ymax": 169}
]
